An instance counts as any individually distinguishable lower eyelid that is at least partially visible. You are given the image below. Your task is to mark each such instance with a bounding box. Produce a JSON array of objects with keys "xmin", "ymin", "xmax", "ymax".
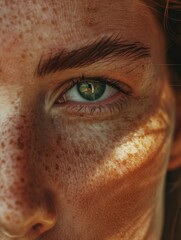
[{"xmin": 53, "ymin": 92, "xmax": 129, "ymax": 117}]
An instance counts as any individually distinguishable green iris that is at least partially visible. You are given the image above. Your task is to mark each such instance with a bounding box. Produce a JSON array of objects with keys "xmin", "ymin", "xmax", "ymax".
[{"xmin": 77, "ymin": 80, "xmax": 106, "ymax": 101}]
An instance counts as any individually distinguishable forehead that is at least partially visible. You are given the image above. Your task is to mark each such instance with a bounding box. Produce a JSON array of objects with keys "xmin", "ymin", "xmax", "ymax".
[
  {"xmin": 0, "ymin": 0, "xmax": 162, "ymax": 50},
  {"xmin": 0, "ymin": 0, "xmax": 166, "ymax": 85}
]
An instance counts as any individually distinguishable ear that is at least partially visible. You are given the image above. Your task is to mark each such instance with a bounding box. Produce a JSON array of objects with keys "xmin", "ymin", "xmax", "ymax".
[{"xmin": 168, "ymin": 91, "xmax": 181, "ymax": 170}]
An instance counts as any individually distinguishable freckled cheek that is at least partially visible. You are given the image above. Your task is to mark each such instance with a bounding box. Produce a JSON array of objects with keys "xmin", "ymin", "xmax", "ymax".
[
  {"xmin": 45, "ymin": 134, "xmax": 167, "ymax": 235},
  {"xmin": 37, "ymin": 106, "xmax": 172, "ymax": 220},
  {"xmin": 68, "ymin": 133, "xmax": 171, "ymax": 232},
  {"xmin": 40, "ymin": 124, "xmax": 111, "ymax": 189},
  {"xmin": 22, "ymin": 110, "xmax": 171, "ymax": 236},
  {"xmin": 41, "ymin": 112, "xmax": 171, "ymax": 193}
]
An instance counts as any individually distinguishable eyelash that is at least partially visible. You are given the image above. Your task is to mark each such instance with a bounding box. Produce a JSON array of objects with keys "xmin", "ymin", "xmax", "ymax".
[{"xmin": 53, "ymin": 75, "xmax": 132, "ymax": 115}]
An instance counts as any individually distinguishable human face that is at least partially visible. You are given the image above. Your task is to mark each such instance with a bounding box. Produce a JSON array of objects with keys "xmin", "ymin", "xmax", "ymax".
[{"xmin": 0, "ymin": 1, "xmax": 175, "ymax": 240}]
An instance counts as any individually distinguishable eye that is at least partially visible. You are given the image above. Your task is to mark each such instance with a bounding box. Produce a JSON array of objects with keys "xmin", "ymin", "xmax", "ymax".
[
  {"xmin": 53, "ymin": 75, "xmax": 133, "ymax": 116},
  {"xmin": 61, "ymin": 78, "xmax": 118, "ymax": 103}
]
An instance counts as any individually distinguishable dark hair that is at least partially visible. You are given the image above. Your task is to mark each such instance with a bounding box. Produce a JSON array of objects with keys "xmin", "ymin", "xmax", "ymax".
[
  {"xmin": 146, "ymin": 1, "xmax": 181, "ymax": 239},
  {"xmin": 150, "ymin": 0, "xmax": 181, "ymax": 88}
]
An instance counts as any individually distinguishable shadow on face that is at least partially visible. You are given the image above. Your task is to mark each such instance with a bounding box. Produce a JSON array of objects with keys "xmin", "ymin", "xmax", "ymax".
[{"xmin": 0, "ymin": 1, "xmax": 179, "ymax": 240}]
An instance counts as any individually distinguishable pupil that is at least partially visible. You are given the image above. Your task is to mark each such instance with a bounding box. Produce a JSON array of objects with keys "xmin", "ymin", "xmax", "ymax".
[{"xmin": 77, "ymin": 81, "xmax": 106, "ymax": 101}]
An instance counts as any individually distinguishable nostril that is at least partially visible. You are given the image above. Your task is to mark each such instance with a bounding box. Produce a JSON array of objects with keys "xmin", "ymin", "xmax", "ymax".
[
  {"xmin": 32, "ymin": 223, "xmax": 43, "ymax": 232},
  {"xmin": 0, "ymin": 190, "xmax": 56, "ymax": 238}
]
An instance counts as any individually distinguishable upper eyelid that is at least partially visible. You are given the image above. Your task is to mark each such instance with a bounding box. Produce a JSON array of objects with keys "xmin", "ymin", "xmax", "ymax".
[{"xmin": 58, "ymin": 75, "xmax": 132, "ymax": 93}]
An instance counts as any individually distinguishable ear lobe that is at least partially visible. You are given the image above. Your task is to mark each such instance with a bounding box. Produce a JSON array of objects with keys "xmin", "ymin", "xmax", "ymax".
[{"xmin": 168, "ymin": 92, "xmax": 181, "ymax": 170}]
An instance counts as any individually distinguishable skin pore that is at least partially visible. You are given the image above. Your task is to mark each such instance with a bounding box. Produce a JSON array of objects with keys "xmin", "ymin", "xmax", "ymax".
[{"xmin": 0, "ymin": 0, "xmax": 176, "ymax": 240}]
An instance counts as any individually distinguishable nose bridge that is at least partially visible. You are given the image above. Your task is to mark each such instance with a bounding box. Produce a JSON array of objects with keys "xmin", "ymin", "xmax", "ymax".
[
  {"xmin": 0, "ymin": 94, "xmax": 57, "ymax": 238},
  {"xmin": 0, "ymin": 112, "xmax": 36, "ymax": 177},
  {"xmin": 0, "ymin": 112, "xmax": 39, "ymax": 208},
  {"xmin": 0, "ymin": 85, "xmax": 38, "ymax": 179}
]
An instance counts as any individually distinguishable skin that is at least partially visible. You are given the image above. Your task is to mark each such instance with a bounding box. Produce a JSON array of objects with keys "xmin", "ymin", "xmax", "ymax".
[{"xmin": 0, "ymin": 0, "xmax": 177, "ymax": 239}]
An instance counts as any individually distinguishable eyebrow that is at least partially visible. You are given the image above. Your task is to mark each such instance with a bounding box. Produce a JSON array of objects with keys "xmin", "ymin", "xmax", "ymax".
[{"xmin": 36, "ymin": 35, "xmax": 151, "ymax": 77}]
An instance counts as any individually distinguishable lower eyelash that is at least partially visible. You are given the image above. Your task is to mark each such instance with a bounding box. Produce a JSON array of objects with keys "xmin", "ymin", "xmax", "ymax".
[{"xmin": 61, "ymin": 95, "xmax": 128, "ymax": 116}]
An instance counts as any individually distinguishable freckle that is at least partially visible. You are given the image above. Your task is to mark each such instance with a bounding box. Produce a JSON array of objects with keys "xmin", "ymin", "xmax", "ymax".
[
  {"xmin": 13, "ymin": 14, "xmax": 18, "ymax": 20},
  {"xmin": 122, "ymin": 160, "xmax": 127, "ymax": 166},
  {"xmin": 17, "ymin": 20, "xmax": 22, "ymax": 25},
  {"xmin": 127, "ymin": 153, "xmax": 133, "ymax": 158},
  {"xmin": 53, "ymin": 8, "xmax": 58, "ymax": 14},
  {"xmin": 10, "ymin": 20, "xmax": 15, "ymax": 25},
  {"xmin": 18, "ymin": 33, "xmax": 23, "ymax": 40},
  {"xmin": 20, "ymin": 177, "xmax": 25, "ymax": 183},
  {"xmin": 85, "ymin": 3, "xmax": 98, "ymax": 11},
  {"xmin": 5, "ymin": 214, "xmax": 11, "ymax": 221},
  {"xmin": 17, "ymin": 140, "xmax": 24, "ymax": 149},
  {"xmin": 56, "ymin": 138, "xmax": 61, "ymax": 145},
  {"xmin": 32, "ymin": 0, "xmax": 37, "ymax": 4},
  {"xmin": 1, "ymin": 142, "xmax": 5, "ymax": 148},
  {"xmin": 86, "ymin": 19, "xmax": 96, "ymax": 27},
  {"xmin": 55, "ymin": 164, "xmax": 59, "ymax": 170},
  {"xmin": 15, "ymin": 126, "xmax": 21, "ymax": 131},
  {"xmin": 51, "ymin": 19, "xmax": 57, "ymax": 26},
  {"xmin": 42, "ymin": 6, "xmax": 48, "ymax": 12},
  {"xmin": 29, "ymin": 52, "xmax": 34, "ymax": 58},
  {"xmin": 15, "ymin": 200, "xmax": 21, "ymax": 206},
  {"xmin": 26, "ymin": 15, "xmax": 31, "ymax": 21},
  {"xmin": 135, "ymin": 143, "xmax": 139, "ymax": 148},
  {"xmin": 38, "ymin": 35, "xmax": 44, "ymax": 42},
  {"xmin": 20, "ymin": 53, "xmax": 26, "ymax": 60},
  {"xmin": 9, "ymin": 139, "xmax": 14, "ymax": 145},
  {"xmin": 44, "ymin": 165, "xmax": 50, "ymax": 171},
  {"xmin": 17, "ymin": 92, "xmax": 21, "ymax": 97},
  {"xmin": 16, "ymin": 156, "xmax": 22, "ymax": 161},
  {"xmin": 26, "ymin": 29, "xmax": 31, "ymax": 33},
  {"xmin": 1, "ymin": 159, "xmax": 5, "ymax": 164}
]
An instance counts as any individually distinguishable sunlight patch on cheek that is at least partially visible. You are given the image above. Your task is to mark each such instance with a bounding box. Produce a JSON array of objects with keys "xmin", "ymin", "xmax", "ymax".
[
  {"xmin": 104, "ymin": 108, "xmax": 171, "ymax": 177},
  {"xmin": 83, "ymin": 104, "xmax": 173, "ymax": 187},
  {"xmin": 110, "ymin": 134, "xmax": 156, "ymax": 174}
]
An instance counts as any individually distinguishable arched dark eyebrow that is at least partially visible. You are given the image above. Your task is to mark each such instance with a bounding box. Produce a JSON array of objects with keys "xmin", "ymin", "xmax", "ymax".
[{"xmin": 36, "ymin": 35, "xmax": 151, "ymax": 77}]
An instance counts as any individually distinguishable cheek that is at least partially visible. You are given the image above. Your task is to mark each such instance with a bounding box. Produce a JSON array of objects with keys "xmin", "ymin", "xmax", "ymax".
[
  {"xmin": 42, "ymin": 98, "xmax": 173, "ymax": 196},
  {"xmin": 39, "ymin": 101, "xmax": 173, "ymax": 238}
]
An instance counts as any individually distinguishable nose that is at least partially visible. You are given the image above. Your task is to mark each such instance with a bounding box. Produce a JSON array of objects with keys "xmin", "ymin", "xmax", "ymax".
[
  {"xmin": 0, "ymin": 204, "xmax": 56, "ymax": 239},
  {"xmin": 0, "ymin": 114, "xmax": 57, "ymax": 239}
]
